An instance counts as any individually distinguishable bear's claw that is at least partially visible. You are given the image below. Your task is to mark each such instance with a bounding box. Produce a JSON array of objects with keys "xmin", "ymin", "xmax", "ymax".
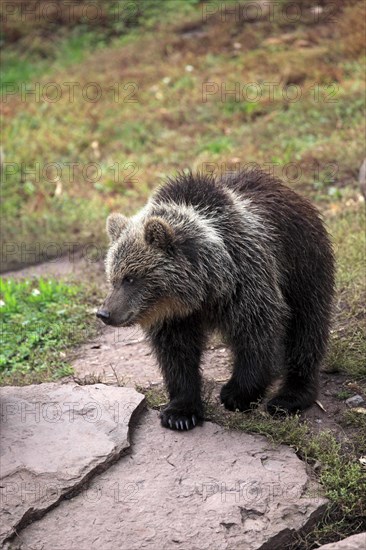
[{"xmin": 160, "ymin": 408, "xmax": 201, "ymax": 431}]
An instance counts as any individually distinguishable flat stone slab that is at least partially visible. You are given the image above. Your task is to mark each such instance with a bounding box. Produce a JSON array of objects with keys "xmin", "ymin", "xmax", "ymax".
[
  {"xmin": 317, "ymin": 533, "xmax": 366, "ymax": 550},
  {"xmin": 8, "ymin": 410, "xmax": 327, "ymax": 550},
  {"xmin": 0, "ymin": 383, "xmax": 145, "ymax": 544}
]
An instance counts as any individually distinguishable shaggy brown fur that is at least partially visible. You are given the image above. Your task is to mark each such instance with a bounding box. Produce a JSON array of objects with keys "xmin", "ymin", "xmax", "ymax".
[{"xmin": 98, "ymin": 169, "xmax": 335, "ymax": 430}]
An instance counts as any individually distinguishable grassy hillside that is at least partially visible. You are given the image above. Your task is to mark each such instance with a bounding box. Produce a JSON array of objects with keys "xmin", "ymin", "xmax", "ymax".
[{"xmin": 1, "ymin": 0, "xmax": 364, "ymax": 270}]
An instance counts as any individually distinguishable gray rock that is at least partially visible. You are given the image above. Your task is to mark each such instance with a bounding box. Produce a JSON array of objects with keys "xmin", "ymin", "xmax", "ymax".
[
  {"xmin": 345, "ymin": 394, "xmax": 364, "ymax": 407},
  {"xmin": 10, "ymin": 410, "xmax": 327, "ymax": 550},
  {"xmin": 317, "ymin": 532, "xmax": 366, "ymax": 549},
  {"xmin": 0, "ymin": 383, "xmax": 145, "ymax": 544}
]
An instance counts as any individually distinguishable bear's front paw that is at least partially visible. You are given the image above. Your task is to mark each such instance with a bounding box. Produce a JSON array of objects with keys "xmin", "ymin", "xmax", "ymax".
[
  {"xmin": 220, "ymin": 381, "xmax": 261, "ymax": 412},
  {"xmin": 160, "ymin": 401, "xmax": 203, "ymax": 431}
]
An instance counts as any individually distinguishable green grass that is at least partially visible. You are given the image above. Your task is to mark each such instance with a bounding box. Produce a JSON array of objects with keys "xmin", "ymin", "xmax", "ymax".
[
  {"xmin": 0, "ymin": 0, "xmax": 201, "ymax": 89},
  {"xmin": 325, "ymin": 208, "xmax": 366, "ymax": 379},
  {"xmin": 342, "ymin": 409, "xmax": 366, "ymax": 431},
  {"xmin": 1, "ymin": 31, "xmax": 108, "ymax": 89},
  {"xmin": 0, "ymin": 277, "xmax": 97, "ymax": 384},
  {"xmin": 335, "ymin": 390, "xmax": 353, "ymax": 400},
  {"xmin": 2, "ymin": 1, "xmax": 365, "ymax": 270}
]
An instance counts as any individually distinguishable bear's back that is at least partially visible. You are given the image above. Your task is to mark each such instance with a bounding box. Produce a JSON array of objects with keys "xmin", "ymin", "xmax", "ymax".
[
  {"xmin": 154, "ymin": 169, "xmax": 301, "ymax": 216},
  {"xmin": 153, "ymin": 172, "xmax": 231, "ymax": 216},
  {"xmin": 152, "ymin": 169, "xmax": 330, "ymax": 257},
  {"xmin": 221, "ymin": 169, "xmax": 327, "ymax": 244}
]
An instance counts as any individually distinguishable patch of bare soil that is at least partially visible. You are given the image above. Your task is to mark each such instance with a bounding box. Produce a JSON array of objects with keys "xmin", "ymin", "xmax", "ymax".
[
  {"xmin": 2, "ymin": 252, "xmax": 106, "ymax": 283},
  {"xmin": 302, "ymin": 372, "xmax": 364, "ymax": 437}
]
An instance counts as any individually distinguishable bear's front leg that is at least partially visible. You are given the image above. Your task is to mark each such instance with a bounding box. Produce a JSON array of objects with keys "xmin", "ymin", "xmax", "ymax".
[{"xmin": 148, "ymin": 316, "xmax": 205, "ymax": 431}]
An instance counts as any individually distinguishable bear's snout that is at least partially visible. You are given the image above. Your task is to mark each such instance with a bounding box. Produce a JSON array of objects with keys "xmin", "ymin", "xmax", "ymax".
[
  {"xmin": 96, "ymin": 308, "xmax": 111, "ymax": 324},
  {"xmin": 96, "ymin": 306, "xmax": 136, "ymax": 327}
]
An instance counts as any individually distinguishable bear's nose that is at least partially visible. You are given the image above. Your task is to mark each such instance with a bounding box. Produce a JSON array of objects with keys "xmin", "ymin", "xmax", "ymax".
[{"xmin": 96, "ymin": 309, "xmax": 110, "ymax": 322}]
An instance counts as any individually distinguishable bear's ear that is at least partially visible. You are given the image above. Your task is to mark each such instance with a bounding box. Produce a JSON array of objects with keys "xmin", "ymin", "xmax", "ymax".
[
  {"xmin": 144, "ymin": 217, "xmax": 174, "ymax": 250},
  {"xmin": 106, "ymin": 213, "xmax": 128, "ymax": 243}
]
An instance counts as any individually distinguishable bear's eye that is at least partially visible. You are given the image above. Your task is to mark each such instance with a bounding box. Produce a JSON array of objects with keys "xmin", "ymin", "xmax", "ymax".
[{"xmin": 122, "ymin": 276, "xmax": 135, "ymax": 285}]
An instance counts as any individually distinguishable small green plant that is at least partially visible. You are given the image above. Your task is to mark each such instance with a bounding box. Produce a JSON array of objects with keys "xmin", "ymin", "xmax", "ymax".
[
  {"xmin": 199, "ymin": 137, "xmax": 233, "ymax": 155},
  {"xmin": 137, "ymin": 385, "xmax": 168, "ymax": 409},
  {"xmin": 341, "ymin": 409, "xmax": 366, "ymax": 430},
  {"xmin": 222, "ymin": 99, "xmax": 264, "ymax": 120},
  {"xmin": 0, "ymin": 277, "xmax": 97, "ymax": 384},
  {"xmin": 336, "ymin": 390, "xmax": 353, "ymax": 400}
]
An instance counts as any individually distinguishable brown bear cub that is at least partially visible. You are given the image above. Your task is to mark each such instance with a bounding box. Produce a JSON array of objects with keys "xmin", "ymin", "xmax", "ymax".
[{"xmin": 97, "ymin": 169, "xmax": 335, "ymax": 430}]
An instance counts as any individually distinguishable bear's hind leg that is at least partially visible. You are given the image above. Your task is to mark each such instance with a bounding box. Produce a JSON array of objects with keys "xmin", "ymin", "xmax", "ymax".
[
  {"xmin": 220, "ymin": 334, "xmax": 277, "ymax": 412},
  {"xmin": 267, "ymin": 309, "xmax": 329, "ymax": 415}
]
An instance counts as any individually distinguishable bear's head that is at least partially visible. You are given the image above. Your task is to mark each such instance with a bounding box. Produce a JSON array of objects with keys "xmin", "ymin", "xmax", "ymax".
[{"xmin": 96, "ymin": 212, "xmax": 196, "ymax": 328}]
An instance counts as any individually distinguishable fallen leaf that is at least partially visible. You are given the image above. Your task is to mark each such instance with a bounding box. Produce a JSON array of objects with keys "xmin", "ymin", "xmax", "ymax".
[
  {"xmin": 315, "ymin": 400, "xmax": 326, "ymax": 412},
  {"xmin": 353, "ymin": 407, "xmax": 366, "ymax": 414}
]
